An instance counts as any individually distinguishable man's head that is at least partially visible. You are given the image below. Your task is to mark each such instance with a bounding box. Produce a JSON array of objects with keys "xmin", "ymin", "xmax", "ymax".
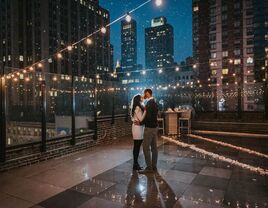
[{"xmin": 144, "ymin": 88, "xmax": 153, "ymax": 99}]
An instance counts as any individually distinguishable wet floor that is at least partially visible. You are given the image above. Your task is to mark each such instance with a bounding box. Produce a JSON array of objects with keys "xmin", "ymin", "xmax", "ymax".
[{"xmin": 0, "ymin": 135, "xmax": 268, "ymax": 208}]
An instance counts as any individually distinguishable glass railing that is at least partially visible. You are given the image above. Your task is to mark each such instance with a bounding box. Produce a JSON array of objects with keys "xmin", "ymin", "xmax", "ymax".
[{"xmin": 0, "ymin": 66, "xmax": 267, "ymax": 150}]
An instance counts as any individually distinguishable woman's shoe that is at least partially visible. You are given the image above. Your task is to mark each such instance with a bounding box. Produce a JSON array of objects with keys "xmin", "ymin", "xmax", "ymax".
[{"xmin": 133, "ymin": 164, "xmax": 143, "ymax": 171}]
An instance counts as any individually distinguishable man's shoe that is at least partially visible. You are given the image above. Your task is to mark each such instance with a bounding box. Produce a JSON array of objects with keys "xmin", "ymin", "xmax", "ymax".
[
  {"xmin": 133, "ymin": 164, "xmax": 143, "ymax": 171},
  {"xmin": 138, "ymin": 167, "xmax": 154, "ymax": 174}
]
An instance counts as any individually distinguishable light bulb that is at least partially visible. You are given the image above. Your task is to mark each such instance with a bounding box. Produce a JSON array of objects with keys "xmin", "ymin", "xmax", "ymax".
[
  {"xmin": 101, "ymin": 27, "xmax": 107, "ymax": 34},
  {"xmin": 125, "ymin": 13, "xmax": 132, "ymax": 22},
  {"xmin": 57, "ymin": 53, "xmax": 63, "ymax": 59},
  {"xmin": 38, "ymin": 63, "xmax": 43, "ymax": 68},
  {"xmin": 155, "ymin": 0, "xmax": 163, "ymax": 7},
  {"xmin": 85, "ymin": 38, "xmax": 93, "ymax": 45},
  {"xmin": 67, "ymin": 45, "xmax": 73, "ymax": 51}
]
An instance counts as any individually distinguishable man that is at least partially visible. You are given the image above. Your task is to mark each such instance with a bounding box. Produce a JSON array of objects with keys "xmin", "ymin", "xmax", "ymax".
[{"xmin": 136, "ymin": 89, "xmax": 158, "ymax": 173}]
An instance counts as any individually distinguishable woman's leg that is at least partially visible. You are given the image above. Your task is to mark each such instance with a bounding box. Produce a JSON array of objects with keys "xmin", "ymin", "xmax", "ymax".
[
  {"xmin": 133, "ymin": 140, "xmax": 139, "ymax": 165},
  {"xmin": 133, "ymin": 140, "xmax": 143, "ymax": 166}
]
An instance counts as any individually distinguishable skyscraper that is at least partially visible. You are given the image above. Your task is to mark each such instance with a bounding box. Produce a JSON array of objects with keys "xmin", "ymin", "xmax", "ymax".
[
  {"xmin": 192, "ymin": 0, "xmax": 267, "ymax": 111},
  {"xmin": 145, "ymin": 16, "xmax": 174, "ymax": 69},
  {"xmin": 121, "ymin": 18, "xmax": 137, "ymax": 72},
  {"xmin": 0, "ymin": 0, "xmax": 113, "ymax": 77}
]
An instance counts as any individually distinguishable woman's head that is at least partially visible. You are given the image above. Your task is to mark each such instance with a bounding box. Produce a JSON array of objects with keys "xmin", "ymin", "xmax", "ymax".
[{"xmin": 131, "ymin": 94, "xmax": 144, "ymax": 117}]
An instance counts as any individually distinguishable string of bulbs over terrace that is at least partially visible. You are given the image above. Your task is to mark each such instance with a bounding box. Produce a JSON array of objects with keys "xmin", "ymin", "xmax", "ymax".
[{"xmin": 0, "ymin": 0, "xmax": 163, "ymax": 80}]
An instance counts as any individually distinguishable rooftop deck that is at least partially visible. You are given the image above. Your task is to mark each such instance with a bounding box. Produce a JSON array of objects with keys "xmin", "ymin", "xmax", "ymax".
[{"xmin": 0, "ymin": 134, "xmax": 267, "ymax": 208}]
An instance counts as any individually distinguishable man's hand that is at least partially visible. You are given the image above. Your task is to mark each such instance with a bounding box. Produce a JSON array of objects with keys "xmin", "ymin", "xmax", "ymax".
[{"xmin": 134, "ymin": 120, "xmax": 140, "ymax": 125}]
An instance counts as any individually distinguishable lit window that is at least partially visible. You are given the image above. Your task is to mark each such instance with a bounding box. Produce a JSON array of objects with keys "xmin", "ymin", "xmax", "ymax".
[
  {"xmin": 222, "ymin": 51, "xmax": 228, "ymax": 57},
  {"xmin": 211, "ymin": 52, "xmax": 217, "ymax": 58},
  {"xmin": 234, "ymin": 59, "xmax": 241, "ymax": 65},
  {"xmin": 193, "ymin": 6, "xmax": 199, "ymax": 12},
  {"xmin": 19, "ymin": 56, "xmax": 24, "ymax": 62},
  {"xmin": 210, "ymin": 62, "xmax": 217, "ymax": 67},
  {"xmin": 222, "ymin": 68, "xmax": 229, "ymax": 75},
  {"xmin": 212, "ymin": 70, "xmax": 217, "ymax": 75},
  {"xmin": 247, "ymin": 57, "xmax": 254, "ymax": 64}
]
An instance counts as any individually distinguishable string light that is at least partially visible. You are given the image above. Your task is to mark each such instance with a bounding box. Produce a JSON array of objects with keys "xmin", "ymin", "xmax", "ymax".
[
  {"xmin": 125, "ymin": 13, "xmax": 132, "ymax": 22},
  {"xmin": 175, "ymin": 67, "xmax": 180, "ymax": 71},
  {"xmin": 37, "ymin": 63, "xmax": 43, "ymax": 68},
  {"xmin": 141, "ymin": 70, "xmax": 146, "ymax": 75},
  {"xmin": 127, "ymin": 72, "xmax": 131, "ymax": 76},
  {"xmin": 67, "ymin": 45, "xmax": 73, "ymax": 51},
  {"xmin": 101, "ymin": 27, "xmax": 107, "ymax": 34},
  {"xmin": 85, "ymin": 38, "xmax": 93, "ymax": 45},
  {"xmin": 155, "ymin": 0, "xmax": 163, "ymax": 7},
  {"xmin": 158, "ymin": 69, "xmax": 163, "ymax": 74},
  {"xmin": 29, "ymin": 66, "xmax": 34, "ymax": 71},
  {"xmin": 57, "ymin": 53, "xmax": 63, "ymax": 59},
  {"xmin": 96, "ymin": 74, "xmax": 100, "ymax": 79}
]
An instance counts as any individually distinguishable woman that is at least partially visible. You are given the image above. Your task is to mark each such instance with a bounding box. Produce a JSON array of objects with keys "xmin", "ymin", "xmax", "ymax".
[{"xmin": 131, "ymin": 94, "xmax": 146, "ymax": 170}]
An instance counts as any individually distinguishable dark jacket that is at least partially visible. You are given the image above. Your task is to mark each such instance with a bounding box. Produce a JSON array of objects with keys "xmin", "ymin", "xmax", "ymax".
[{"xmin": 141, "ymin": 98, "xmax": 158, "ymax": 128}]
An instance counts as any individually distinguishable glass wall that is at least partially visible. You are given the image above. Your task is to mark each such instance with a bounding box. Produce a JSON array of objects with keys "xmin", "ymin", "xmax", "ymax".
[{"xmin": 6, "ymin": 71, "xmax": 42, "ymax": 146}]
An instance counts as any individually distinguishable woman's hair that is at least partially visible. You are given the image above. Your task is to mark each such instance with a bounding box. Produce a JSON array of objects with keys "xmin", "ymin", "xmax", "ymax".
[{"xmin": 130, "ymin": 94, "xmax": 144, "ymax": 117}]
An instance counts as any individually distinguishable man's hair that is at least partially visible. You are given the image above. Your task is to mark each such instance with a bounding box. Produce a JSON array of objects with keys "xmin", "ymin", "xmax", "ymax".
[{"xmin": 144, "ymin": 88, "xmax": 153, "ymax": 95}]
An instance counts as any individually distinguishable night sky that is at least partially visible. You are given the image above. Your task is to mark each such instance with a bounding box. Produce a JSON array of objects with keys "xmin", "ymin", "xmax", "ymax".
[{"xmin": 99, "ymin": 0, "xmax": 193, "ymax": 67}]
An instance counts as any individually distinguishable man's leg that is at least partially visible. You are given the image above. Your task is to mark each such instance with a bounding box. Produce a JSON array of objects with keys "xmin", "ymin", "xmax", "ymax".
[
  {"xmin": 151, "ymin": 128, "xmax": 158, "ymax": 169},
  {"xmin": 143, "ymin": 128, "xmax": 153, "ymax": 169}
]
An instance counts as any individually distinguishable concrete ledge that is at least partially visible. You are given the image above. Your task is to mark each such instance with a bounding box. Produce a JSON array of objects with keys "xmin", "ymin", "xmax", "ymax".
[
  {"xmin": 193, "ymin": 130, "xmax": 268, "ymax": 139},
  {"xmin": 192, "ymin": 121, "xmax": 268, "ymax": 134}
]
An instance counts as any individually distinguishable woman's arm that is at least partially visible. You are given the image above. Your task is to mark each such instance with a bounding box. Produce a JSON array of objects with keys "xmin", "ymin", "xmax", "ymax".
[{"xmin": 135, "ymin": 106, "xmax": 146, "ymax": 122}]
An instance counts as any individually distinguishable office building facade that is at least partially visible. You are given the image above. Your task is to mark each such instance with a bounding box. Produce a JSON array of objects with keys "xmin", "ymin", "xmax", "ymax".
[
  {"xmin": 192, "ymin": 0, "xmax": 267, "ymax": 111},
  {"xmin": 0, "ymin": 0, "xmax": 113, "ymax": 76},
  {"xmin": 145, "ymin": 16, "xmax": 174, "ymax": 69},
  {"xmin": 121, "ymin": 19, "xmax": 137, "ymax": 72}
]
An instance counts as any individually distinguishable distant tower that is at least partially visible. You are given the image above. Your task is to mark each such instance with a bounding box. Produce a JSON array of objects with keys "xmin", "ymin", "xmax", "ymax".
[
  {"xmin": 145, "ymin": 16, "xmax": 174, "ymax": 69},
  {"xmin": 121, "ymin": 18, "xmax": 137, "ymax": 72}
]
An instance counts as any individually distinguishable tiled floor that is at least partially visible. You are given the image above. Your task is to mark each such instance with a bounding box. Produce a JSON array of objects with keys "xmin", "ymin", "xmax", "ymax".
[{"xmin": 0, "ymin": 135, "xmax": 268, "ymax": 208}]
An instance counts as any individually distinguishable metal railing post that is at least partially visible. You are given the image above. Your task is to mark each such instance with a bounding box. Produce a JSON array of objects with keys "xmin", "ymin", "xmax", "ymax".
[
  {"xmin": 71, "ymin": 75, "xmax": 76, "ymax": 145},
  {"xmin": 0, "ymin": 76, "xmax": 6, "ymax": 162},
  {"xmin": 93, "ymin": 80, "xmax": 98, "ymax": 140},
  {"xmin": 41, "ymin": 80, "xmax": 47, "ymax": 152},
  {"xmin": 111, "ymin": 88, "xmax": 115, "ymax": 125},
  {"xmin": 125, "ymin": 89, "xmax": 129, "ymax": 122}
]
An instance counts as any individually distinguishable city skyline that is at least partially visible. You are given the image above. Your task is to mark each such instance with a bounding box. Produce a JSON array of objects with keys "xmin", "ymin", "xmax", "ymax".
[{"xmin": 99, "ymin": 0, "xmax": 192, "ymax": 67}]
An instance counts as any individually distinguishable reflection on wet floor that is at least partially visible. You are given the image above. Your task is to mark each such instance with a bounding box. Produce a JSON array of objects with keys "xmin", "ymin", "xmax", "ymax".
[{"xmin": 37, "ymin": 135, "xmax": 268, "ymax": 208}]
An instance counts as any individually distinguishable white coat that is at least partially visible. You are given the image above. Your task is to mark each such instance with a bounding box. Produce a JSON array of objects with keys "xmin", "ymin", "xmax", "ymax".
[{"xmin": 131, "ymin": 106, "xmax": 146, "ymax": 140}]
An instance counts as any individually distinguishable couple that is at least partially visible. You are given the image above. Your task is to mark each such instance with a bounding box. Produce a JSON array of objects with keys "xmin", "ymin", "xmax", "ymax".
[{"xmin": 131, "ymin": 88, "xmax": 158, "ymax": 174}]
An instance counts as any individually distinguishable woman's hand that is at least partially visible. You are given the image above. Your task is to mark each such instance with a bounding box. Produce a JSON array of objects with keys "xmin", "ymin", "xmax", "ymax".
[{"xmin": 134, "ymin": 120, "xmax": 140, "ymax": 125}]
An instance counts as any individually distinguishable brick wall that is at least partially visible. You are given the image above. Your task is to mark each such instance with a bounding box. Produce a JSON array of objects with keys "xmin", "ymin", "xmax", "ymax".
[{"xmin": 0, "ymin": 115, "xmax": 132, "ymax": 172}]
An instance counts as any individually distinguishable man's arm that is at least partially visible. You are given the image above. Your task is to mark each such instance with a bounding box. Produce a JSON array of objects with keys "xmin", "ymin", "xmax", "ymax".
[{"xmin": 140, "ymin": 101, "xmax": 152, "ymax": 125}]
